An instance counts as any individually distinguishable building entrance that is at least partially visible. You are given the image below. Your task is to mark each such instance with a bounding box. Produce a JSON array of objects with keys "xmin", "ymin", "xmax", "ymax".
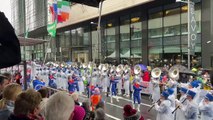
[{"xmin": 72, "ymin": 50, "xmax": 89, "ymax": 63}]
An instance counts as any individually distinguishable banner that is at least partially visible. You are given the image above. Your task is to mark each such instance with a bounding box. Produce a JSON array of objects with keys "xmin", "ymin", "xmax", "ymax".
[{"xmin": 189, "ymin": 2, "xmax": 197, "ymax": 55}]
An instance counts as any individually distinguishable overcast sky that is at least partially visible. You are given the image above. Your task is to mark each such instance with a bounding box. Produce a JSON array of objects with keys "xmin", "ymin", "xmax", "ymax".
[{"xmin": 0, "ymin": 0, "xmax": 11, "ymax": 22}]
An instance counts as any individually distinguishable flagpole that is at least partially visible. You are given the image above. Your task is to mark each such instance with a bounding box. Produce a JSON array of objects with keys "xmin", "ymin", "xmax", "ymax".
[
  {"xmin": 97, "ymin": 0, "xmax": 104, "ymax": 64},
  {"xmin": 43, "ymin": 37, "xmax": 52, "ymax": 65}
]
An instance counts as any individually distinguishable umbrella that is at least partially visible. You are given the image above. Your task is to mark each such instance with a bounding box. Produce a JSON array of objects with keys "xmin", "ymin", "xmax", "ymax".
[
  {"xmin": 139, "ymin": 64, "xmax": 147, "ymax": 71},
  {"xmin": 173, "ymin": 64, "xmax": 197, "ymax": 76},
  {"xmin": 65, "ymin": 0, "xmax": 103, "ymax": 7},
  {"xmin": 0, "ymin": 12, "xmax": 21, "ymax": 68}
]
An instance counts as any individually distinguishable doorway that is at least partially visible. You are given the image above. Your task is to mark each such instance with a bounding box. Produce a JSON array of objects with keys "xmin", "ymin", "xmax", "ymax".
[{"xmin": 72, "ymin": 50, "xmax": 89, "ymax": 63}]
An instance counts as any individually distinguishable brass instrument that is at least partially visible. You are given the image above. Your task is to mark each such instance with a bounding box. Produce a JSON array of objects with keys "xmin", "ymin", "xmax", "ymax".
[
  {"xmin": 168, "ymin": 66, "xmax": 179, "ymax": 80},
  {"xmin": 123, "ymin": 65, "xmax": 130, "ymax": 74},
  {"xmin": 148, "ymin": 99, "xmax": 160, "ymax": 112},
  {"xmin": 102, "ymin": 64, "xmax": 109, "ymax": 72},
  {"xmin": 151, "ymin": 68, "xmax": 162, "ymax": 78},
  {"xmin": 116, "ymin": 64, "xmax": 124, "ymax": 73},
  {"xmin": 82, "ymin": 63, "xmax": 88, "ymax": 69},
  {"xmin": 172, "ymin": 98, "xmax": 187, "ymax": 114},
  {"xmin": 88, "ymin": 62, "xmax": 96, "ymax": 69},
  {"xmin": 134, "ymin": 64, "xmax": 141, "ymax": 75}
]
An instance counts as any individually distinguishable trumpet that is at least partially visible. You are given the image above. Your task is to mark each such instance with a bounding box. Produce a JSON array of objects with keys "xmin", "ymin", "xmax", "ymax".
[
  {"xmin": 148, "ymin": 99, "xmax": 160, "ymax": 112},
  {"xmin": 171, "ymin": 98, "xmax": 187, "ymax": 114}
]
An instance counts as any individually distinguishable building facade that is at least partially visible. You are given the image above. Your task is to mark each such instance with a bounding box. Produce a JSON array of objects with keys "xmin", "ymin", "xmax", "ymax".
[{"xmin": 11, "ymin": 0, "xmax": 213, "ymax": 68}]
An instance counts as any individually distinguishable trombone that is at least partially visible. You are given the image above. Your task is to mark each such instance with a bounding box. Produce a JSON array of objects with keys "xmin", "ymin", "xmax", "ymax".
[
  {"xmin": 148, "ymin": 99, "xmax": 160, "ymax": 112},
  {"xmin": 171, "ymin": 98, "xmax": 187, "ymax": 114}
]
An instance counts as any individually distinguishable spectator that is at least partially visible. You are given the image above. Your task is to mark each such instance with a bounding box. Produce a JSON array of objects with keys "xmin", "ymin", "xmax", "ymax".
[
  {"xmin": 37, "ymin": 87, "xmax": 49, "ymax": 116},
  {"xmin": 94, "ymin": 108, "xmax": 106, "ymax": 120},
  {"xmin": 0, "ymin": 75, "xmax": 9, "ymax": 99},
  {"xmin": 2, "ymin": 72, "xmax": 12, "ymax": 84},
  {"xmin": 95, "ymin": 101, "xmax": 105, "ymax": 110},
  {"xmin": 81, "ymin": 100, "xmax": 94, "ymax": 120},
  {"xmin": 71, "ymin": 92, "xmax": 80, "ymax": 105},
  {"xmin": 0, "ymin": 83, "xmax": 22, "ymax": 120},
  {"xmin": 44, "ymin": 91, "xmax": 75, "ymax": 120},
  {"xmin": 8, "ymin": 89, "xmax": 43, "ymax": 120},
  {"xmin": 70, "ymin": 105, "xmax": 85, "ymax": 120},
  {"xmin": 123, "ymin": 104, "xmax": 144, "ymax": 120}
]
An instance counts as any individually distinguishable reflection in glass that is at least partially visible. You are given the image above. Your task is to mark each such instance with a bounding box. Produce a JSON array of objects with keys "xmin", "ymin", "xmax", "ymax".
[{"xmin": 120, "ymin": 15, "xmax": 130, "ymax": 61}]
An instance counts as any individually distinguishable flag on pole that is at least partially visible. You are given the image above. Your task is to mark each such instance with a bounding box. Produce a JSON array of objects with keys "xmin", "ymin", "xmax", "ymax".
[
  {"xmin": 25, "ymin": 28, "xmax": 29, "ymax": 38},
  {"xmin": 47, "ymin": 21, "xmax": 57, "ymax": 37},
  {"xmin": 47, "ymin": 0, "xmax": 71, "ymax": 37},
  {"xmin": 57, "ymin": 1, "xmax": 71, "ymax": 22}
]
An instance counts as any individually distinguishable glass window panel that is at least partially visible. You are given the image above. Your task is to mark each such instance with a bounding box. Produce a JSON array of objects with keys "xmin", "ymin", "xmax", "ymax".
[
  {"xmin": 164, "ymin": 8, "xmax": 180, "ymax": 36},
  {"xmin": 71, "ymin": 29, "xmax": 77, "ymax": 46},
  {"xmin": 149, "ymin": 46, "xmax": 163, "ymax": 54},
  {"xmin": 92, "ymin": 31, "xmax": 98, "ymax": 60},
  {"xmin": 64, "ymin": 31, "xmax": 70, "ymax": 47},
  {"xmin": 131, "ymin": 47, "xmax": 142, "ymax": 57},
  {"xmin": 120, "ymin": 41, "xmax": 130, "ymax": 48},
  {"xmin": 77, "ymin": 27, "xmax": 84, "ymax": 45},
  {"xmin": 164, "ymin": 36, "xmax": 180, "ymax": 45},
  {"xmin": 83, "ymin": 32, "xmax": 90, "ymax": 45},
  {"xmin": 164, "ymin": 45, "xmax": 180, "ymax": 53},
  {"xmin": 148, "ymin": 11, "xmax": 163, "ymax": 38},
  {"xmin": 105, "ymin": 20, "xmax": 116, "ymax": 58},
  {"xmin": 120, "ymin": 48, "xmax": 130, "ymax": 58},
  {"xmin": 148, "ymin": 38, "xmax": 162, "ymax": 46},
  {"xmin": 181, "ymin": 34, "xmax": 201, "ymax": 44}
]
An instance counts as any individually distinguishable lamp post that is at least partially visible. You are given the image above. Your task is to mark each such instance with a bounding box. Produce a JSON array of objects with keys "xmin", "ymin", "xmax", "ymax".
[{"xmin": 176, "ymin": 0, "xmax": 192, "ymax": 70}]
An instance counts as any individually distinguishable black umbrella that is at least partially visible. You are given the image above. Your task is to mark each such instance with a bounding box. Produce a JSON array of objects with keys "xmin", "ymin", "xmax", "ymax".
[
  {"xmin": 65, "ymin": 0, "xmax": 103, "ymax": 7},
  {"xmin": 173, "ymin": 64, "xmax": 196, "ymax": 76},
  {"xmin": 0, "ymin": 12, "xmax": 21, "ymax": 69}
]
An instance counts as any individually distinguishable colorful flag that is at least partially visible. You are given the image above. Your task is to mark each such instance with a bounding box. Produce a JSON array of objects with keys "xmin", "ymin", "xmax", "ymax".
[
  {"xmin": 47, "ymin": 21, "xmax": 57, "ymax": 37},
  {"xmin": 57, "ymin": 1, "xmax": 71, "ymax": 22},
  {"xmin": 47, "ymin": 0, "xmax": 71, "ymax": 37}
]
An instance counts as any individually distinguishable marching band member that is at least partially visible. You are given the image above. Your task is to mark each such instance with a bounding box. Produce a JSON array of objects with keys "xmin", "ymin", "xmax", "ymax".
[
  {"xmin": 101, "ymin": 69, "xmax": 110, "ymax": 94},
  {"xmin": 123, "ymin": 68, "xmax": 130, "ymax": 97},
  {"xmin": 78, "ymin": 71, "xmax": 85, "ymax": 95},
  {"xmin": 68, "ymin": 75, "xmax": 76, "ymax": 94},
  {"xmin": 48, "ymin": 70, "xmax": 57, "ymax": 89},
  {"xmin": 180, "ymin": 90, "xmax": 198, "ymax": 120},
  {"xmin": 198, "ymin": 93, "xmax": 213, "ymax": 120},
  {"xmin": 132, "ymin": 81, "xmax": 145, "ymax": 112},
  {"xmin": 72, "ymin": 70, "xmax": 80, "ymax": 92},
  {"xmin": 151, "ymin": 77, "xmax": 161, "ymax": 103},
  {"xmin": 110, "ymin": 70, "xmax": 119, "ymax": 103},
  {"xmin": 188, "ymin": 81, "xmax": 201, "ymax": 105},
  {"xmin": 175, "ymin": 87, "xmax": 188, "ymax": 120},
  {"xmin": 166, "ymin": 88, "xmax": 175, "ymax": 120},
  {"xmin": 33, "ymin": 75, "xmax": 45, "ymax": 91},
  {"xmin": 116, "ymin": 69, "xmax": 123, "ymax": 95},
  {"xmin": 155, "ymin": 91, "xmax": 173, "ymax": 120},
  {"xmin": 166, "ymin": 78, "xmax": 178, "ymax": 98}
]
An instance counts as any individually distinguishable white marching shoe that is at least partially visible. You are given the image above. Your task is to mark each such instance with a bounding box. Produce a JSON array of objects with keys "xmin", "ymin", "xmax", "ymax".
[
  {"xmin": 137, "ymin": 104, "xmax": 140, "ymax": 112},
  {"xmin": 116, "ymin": 96, "xmax": 119, "ymax": 102},
  {"xmin": 132, "ymin": 104, "xmax": 135, "ymax": 109}
]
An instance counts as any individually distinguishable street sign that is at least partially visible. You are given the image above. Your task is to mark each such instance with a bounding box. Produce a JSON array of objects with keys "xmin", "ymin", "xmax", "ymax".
[{"xmin": 189, "ymin": 2, "xmax": 197, "ymax": 55}]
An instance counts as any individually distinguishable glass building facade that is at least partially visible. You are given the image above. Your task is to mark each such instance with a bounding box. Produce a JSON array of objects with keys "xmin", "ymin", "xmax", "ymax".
[{"xmin": 12, "ymin": 0, "xmax": 213, "ymax": 68}]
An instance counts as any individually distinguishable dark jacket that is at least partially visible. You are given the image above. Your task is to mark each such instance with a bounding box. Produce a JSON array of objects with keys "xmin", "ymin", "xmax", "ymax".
[
  {"xmin": 8, "ymin": 114, "xmax": 44, "ymax": 120},
  {"xmin": 0, "ymin": 101, "xmax": 14, "ymax": 120},
  {"xmin": 8, "ymin": 114, "xmax": 30, "ymax": 120},
  {"xmin": 123, "ymin": 113, "xmax": 144, "ymax": 120}
]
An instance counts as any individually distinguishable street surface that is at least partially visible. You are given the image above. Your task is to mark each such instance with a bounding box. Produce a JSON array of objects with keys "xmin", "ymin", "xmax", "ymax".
[{"xmin": 79, "ymin": 93, "xmax": 157, "ymax": 120}]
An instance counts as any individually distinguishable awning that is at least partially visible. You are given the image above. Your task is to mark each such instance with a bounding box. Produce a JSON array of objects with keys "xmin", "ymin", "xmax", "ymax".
[{"xmin": 18, "ymin": 37, "xmax": 48, "ymax": 46}]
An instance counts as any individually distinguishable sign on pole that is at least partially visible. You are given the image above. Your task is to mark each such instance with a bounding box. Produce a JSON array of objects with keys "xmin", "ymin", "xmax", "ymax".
[{"xmin": 189, "ymin": 2, "xmax": 197, "ymax": 55}]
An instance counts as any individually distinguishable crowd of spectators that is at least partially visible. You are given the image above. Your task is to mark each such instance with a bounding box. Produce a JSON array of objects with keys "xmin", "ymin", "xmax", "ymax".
[{"xmin": 0, "ymin": 72, "xmax": 146, "ymax": 120}]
